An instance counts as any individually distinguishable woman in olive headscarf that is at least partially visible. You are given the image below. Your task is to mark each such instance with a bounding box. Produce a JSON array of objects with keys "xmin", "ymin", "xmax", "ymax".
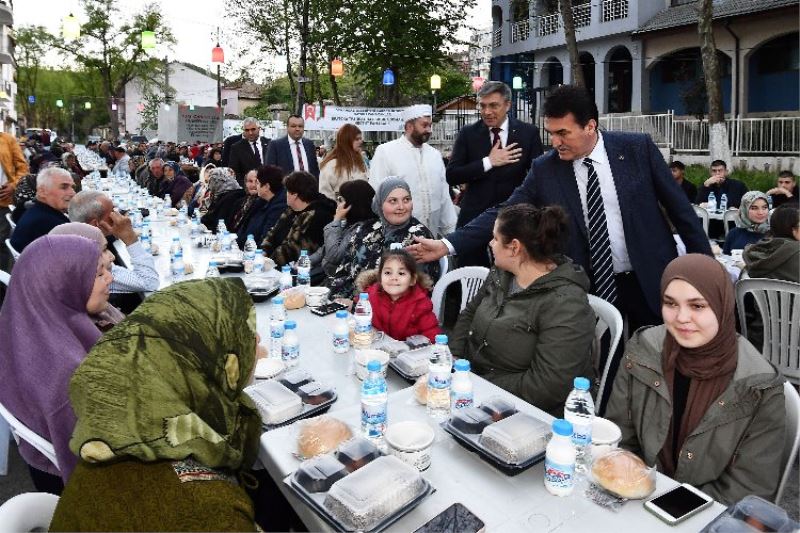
[
  {"xmin": 50, "ymin": 278, "xmax": 264, "ymax": 532},
  {"xmin": 326, "ymin": 177, "xmax": 438, "ymax": 298},
  {"xmin": 605, "ymin": 254, "xmax": 784, "ymax": 505}
]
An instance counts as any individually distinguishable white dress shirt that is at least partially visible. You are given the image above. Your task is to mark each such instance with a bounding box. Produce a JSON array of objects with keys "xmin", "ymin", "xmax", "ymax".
[
  {"xmin": 572, "ymin": 131, "xmax": 632, "ymax": 273},
  {"xmin": 110, "ymin": 240, "xmax": 160, "ymax": 293},
  {"xmin": 289, "ymin": 138, "xmax": 310, "ymax": 172},
  {"xmin": 481, "ymin": 117, "xmax": 510, "ymax": 172}
]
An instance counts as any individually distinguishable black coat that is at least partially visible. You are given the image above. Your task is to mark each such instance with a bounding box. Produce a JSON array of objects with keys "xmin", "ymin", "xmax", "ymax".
[
  {"xmin": 220, "ymin": 134, "xmax": 242, "ymax": 167},
  {"xmin": 201, "ymin": 189, "xmax": 247, "ymax": 233},
  {"xmin": 228, "ymin": 136, "xmax": 269, "ymax": 185}
]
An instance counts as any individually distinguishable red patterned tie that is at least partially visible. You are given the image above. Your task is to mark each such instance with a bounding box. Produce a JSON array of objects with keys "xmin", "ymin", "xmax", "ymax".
[
  {"xmin": 295, "ymin": 141, "xmax": 305, "ymax": 171},
  {"xmin": 491, "ymin": 127, "xmax": 502, "ymax": 148}
]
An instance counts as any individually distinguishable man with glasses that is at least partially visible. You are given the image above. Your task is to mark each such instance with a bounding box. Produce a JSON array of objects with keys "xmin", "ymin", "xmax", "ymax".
[
  {"xmin": 446, "ymin": 81, "xmax": 543, "ymax": 266},
  {"xmin": 229, "ymin": 117, "xmax": 271, "ymax": 185}
]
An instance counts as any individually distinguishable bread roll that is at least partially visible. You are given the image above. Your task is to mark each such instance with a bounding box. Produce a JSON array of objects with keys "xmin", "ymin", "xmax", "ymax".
[
  {"xmin": 413, "ymin": 374, "xmax": 428, "ymax": 405},
  {"xmin": 297, "ymin": 416, "xmax": 352, "ymax": 459},
  {"xmin": 591, "ymin": 449, "xmax": 655, "ymax": 499},
  {"xmin": 283, "ymin": 288, "xmax": 306, "ymax": 310}
]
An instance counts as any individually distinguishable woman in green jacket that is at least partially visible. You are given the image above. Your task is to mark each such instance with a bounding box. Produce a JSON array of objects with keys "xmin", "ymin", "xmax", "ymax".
[
  {"xmin": 606, "ymin": 254, "xmax": 785, "ymax": 505},
  {"xmin": 450, "ymin": 204, "xmax": 596, "ymax": 417},
  {"xmin": 50, "ymin": 278, "xmax": 266, "ymax": 532}
]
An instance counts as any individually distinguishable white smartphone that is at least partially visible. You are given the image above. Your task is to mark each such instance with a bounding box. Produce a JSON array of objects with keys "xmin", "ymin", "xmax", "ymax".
[{"xmin": 643, "ymin": 483, "xmax": 714, "ymax": 525}]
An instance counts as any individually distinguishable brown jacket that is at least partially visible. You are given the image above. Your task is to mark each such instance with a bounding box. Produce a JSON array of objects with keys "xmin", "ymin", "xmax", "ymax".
[{"xmin": 0, "ymin": 133, "xmax": 28, "ymax": 207}]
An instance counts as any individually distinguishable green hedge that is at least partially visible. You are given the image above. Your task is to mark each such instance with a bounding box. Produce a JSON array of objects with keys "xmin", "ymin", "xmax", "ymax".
[{"xmin": 684, "ymin": 164, "xmax": 781, "ymax": 192}]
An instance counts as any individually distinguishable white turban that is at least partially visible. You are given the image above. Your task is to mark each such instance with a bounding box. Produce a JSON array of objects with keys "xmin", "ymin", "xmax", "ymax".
[{"xmin": 402, "ymin": 104, "xmax": 432, "ymax": 123}]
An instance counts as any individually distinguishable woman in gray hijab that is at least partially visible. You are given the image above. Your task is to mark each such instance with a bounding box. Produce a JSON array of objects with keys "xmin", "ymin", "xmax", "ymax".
[
  {"xmin": 200, "ymin": 167, "xmax": 246, "ymax": 232},
  {"xmin": 327, "ymin": 177, "xmax": 439, "ymax": 298}
]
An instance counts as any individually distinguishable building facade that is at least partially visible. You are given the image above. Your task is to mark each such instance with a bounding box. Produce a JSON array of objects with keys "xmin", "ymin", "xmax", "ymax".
[
  {"xmin": 0, "ymin": 1, "xmax": 16, "ymax": 135},
  {"xmin": 468, "ymin": 26, "xmax": 493, "ymax": 80}
]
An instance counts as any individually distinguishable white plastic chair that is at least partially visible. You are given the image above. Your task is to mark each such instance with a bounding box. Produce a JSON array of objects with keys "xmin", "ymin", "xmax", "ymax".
[
  {"xmin": 438, "ymin": 255, "xmax": 450, "ymax": 278},
  {"xmin": 736, "ymin": 278, "xmax": 800, "ymax": 385},
  {"xmin": 0, "ymin": 269, "xmax": 9, "ymax": 287},
  {"xmin": 0, "ymin": 270, "xmax": 8, "ymax": 475},
  {"xmin": 723, "ymin": 209, "xmax": 739, "ymax": 236},
  {"xmin": 0, "ymin": 492, "xmax": 60, "ymax": 532},
  {"xmin": 5, "ymin": 239, "xmax": 19, "ymax": 260},
  {"xmin": 0, "ymin": 401, "xmax": 59, "ymax": 469},
  {"xmin": 4, "ymin": 212, "xmax": 14, "ymax": 231},
  {"xmin": 692, "ymin": 204, "xmax": 709, "ymax": 236},
  {"xmin": 430, "ymin": 266, "xmax": 490, "ymax": 322},
  {"xmin": 588, "ymin": 295, "xmax": 624, "ymax": 407},
  {"xmin": 777, "ymin": 382, "xmax": 800, "ymax": 505}
]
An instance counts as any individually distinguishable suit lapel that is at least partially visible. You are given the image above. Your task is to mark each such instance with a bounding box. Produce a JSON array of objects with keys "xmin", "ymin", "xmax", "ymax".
[
  {"xmin": 506, "ymin": 118, "xmax": 518, "ymax": 150},
  {"xmin": 557, "ymin": 158, "xmax": 588, "ymax": 240},
  {"xmin": 602, "ymin": 132, "xmax": 635, "ymax": 235}
]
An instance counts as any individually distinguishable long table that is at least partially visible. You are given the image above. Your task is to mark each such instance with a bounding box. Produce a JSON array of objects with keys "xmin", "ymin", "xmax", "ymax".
[{"xmin": 136, "ymin": 198, "xmax": 728, "ymax": 532}]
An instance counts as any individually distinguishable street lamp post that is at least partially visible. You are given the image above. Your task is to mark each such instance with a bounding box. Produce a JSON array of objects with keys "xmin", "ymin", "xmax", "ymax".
[
  {"xmin": 512, "ymin": 75, "xmax": 523, "ymax": 120},
  {"xmin": 211, "ymin": 28, "xmax": 225, "ymax": 110},
  {"xmin": 430, "ymin": 74, "xmax": 441, "ymax": 118}
]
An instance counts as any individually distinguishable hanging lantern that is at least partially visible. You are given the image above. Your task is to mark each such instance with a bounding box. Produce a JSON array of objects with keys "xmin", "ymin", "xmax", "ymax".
[
  {"xmin": 164, "ymin": 104, "xmax": 170, "ymax": 111},
  {"xmin": 137, "ymin": 102, "xmax": 145, "ymax": 112},
  {"xmin": 382, "ymin": 68, "xmax": 395, "ymax": 86},
  {"xmin": 28, "ymin": 95, "xmax": 36, "ymax": 104},
  {"xmin": 211, "ymin": 44, "xmax": 224, "ymax": 64},
  {"xmin": 111, "ymin": 102, "xmax": 118, "ymax": 111},
  {"xmin": 512, "ymin": 76, "xmax": 523, "ymax": 90},
  {"xmin": 430, "ymin": 74, "xmax": 441, "ymax": 91},
  {"xmin": 189, "ymin": 103, "xmax": 195, "ymax": 111},
  {"xmin": 84, "ymin": 101, "xmax": 92, "ymax": 109},
  {"xmin": 331, "ymin": 58, "xmax": 344, "ymax": 77},
  {"xmin": 56, "ymin": 99, "xmax": 64, "ymax": 108},
  {"xmin": 471, "ymin": 76, "xmax": 485, "ymax": 93},
  {"xmin": 141, "ymin": 30, "xmax": 156, "ymax": 50},
  {"xmin": 63, "ymin": 13, "xmax": 80, "ymax": 41}
]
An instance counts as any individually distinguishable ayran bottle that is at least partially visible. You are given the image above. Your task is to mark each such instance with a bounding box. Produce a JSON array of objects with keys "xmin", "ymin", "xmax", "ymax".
[
  {"xmin": 450, "ymin": 359, "xmax": 474, "ymax": 410},
  {"xmin": 544, "ymin": 419, "xmax": 576, "ymax": 496}
]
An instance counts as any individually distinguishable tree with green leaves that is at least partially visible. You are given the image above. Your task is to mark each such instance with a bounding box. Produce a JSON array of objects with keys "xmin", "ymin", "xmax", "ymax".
[
  {"xmin": 44, "ymin": 0, "xmax": 175, "ymax": 140},
  {"xmin": 13, "ymin": 26, "xmax": 48, "ymax": 129}
]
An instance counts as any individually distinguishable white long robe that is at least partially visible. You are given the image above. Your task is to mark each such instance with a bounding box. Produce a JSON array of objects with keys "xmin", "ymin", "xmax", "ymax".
[{"xmin": 369, "ymin": 136, "xmax": 457, "ymax": 237}]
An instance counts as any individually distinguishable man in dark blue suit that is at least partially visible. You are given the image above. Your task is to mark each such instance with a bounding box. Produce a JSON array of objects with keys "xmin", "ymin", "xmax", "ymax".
[
  {"xmin": 410, "ymin": 85, "xmax": 712, "ymax": 331},
  {"xmin": 228, "ymin": 117, "xmax": 270, "ymax": 186},
  {"xmin": 447, "ymin": 81, "xmax": 543, "ymax": 266},
  {"xmin": 264, "ymin": 115, "xmax": 320, "ymax": 178}
]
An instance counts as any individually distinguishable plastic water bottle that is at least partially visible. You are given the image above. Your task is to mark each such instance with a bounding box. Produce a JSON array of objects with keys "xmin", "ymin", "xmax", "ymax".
[
  {"xmin": 708, "ymin": 191, "xmax": 717, "ymax": 212},
  {"xmin": 243, "ymin": 235, "xmax": 257, "ymax": 273},
  {"xmin": 169, "ymin": 235, "xmax": 182, "ymax": 257},
  {"xmin": 361, "ymin": 360, "xmax": 388, "ymax": 440},
  {"xmin": 281, "ymin": 320, "xmax": 300, "ymax": 367},
  {"xmin": 332, "ymin": 309, "xmax": 350, "ymax": 354},
  {"xmin": 253, "ymin": 249, "xmax": 264, "ymax": 273},
  {"xmin": 217, "ymin": 219, "xmax": 227, "ymax": 234},
  {"xmin": 564, "ymin": 377, "xmax": 595, "ymax": 473},
  {"xmin": 353, "ymin": 293, "xmax": 373, "ymax": 348},
  {"xmin": 279, "ymin": 265, "xmax": 293, "ymax": 290},
  {"xmin": 190, "ymin": 213, "xmax": 199, "ymax": 236},
  {"xmin": 170, "ymin": 251, "xmax": 185, "ymax": 282},
  {"xmin": 270, "ymin": 296, "xmax": 286, "ymax": 357},
  {"xmin": 427, "ymin": 334, "xmax": 453, "ymax": 419},
  {"xmin": 720, "ymin": 193, "xmax": 728, "ymax": 212},
  {"xmin": 140, "ymin": 233, "xmax": 152, "ymax": 254},
  {"xmin": 451, "ymin": 359, "xmax": 474, "ymax": 410},
  {"xmin": 297, "ymin": 250, "xmax": 311, "ymax": 287},
  {"xmin": 177, "ymin": 205, "xmax": 187, "ymax": 226},
  {"xmin": 221, "ymin": 230, "xmax": 232, "ymax": 252},
  {"xmin": 205, "ymin": 260, "xmax": 220, "ymax": 278},
  {"xmin": 545, "ymin": 419, "xmax": 576, "ymax": 497}
]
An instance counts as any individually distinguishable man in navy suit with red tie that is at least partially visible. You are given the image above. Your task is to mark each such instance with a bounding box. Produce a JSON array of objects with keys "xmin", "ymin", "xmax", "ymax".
[
  {"xmin": 265, "ymin": 115, "xmax": 320, "ymax": 179},
  {"xmin": 446, "ymin": 81, "xmax": 543, "ymax": 266}
]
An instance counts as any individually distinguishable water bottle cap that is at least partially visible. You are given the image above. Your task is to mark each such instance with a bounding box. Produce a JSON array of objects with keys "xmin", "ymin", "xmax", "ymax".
[
  {"xmin": 552, "ymin": 419, "xmax": 573, "ymax": 437},
  {"xmin": 435, "ymin": 334, "xmax": 448, "ymax": 344},
  {"xmin": 247, "ymin": 234, "xmax": 254, "ymax": 239},
  {"xmin": 300, "ymin": 250, "xmax": 308, "ymax": 256},
  {"xmin": 359, "ymin": 292, "xmax": 369, "ymax": 300},
  {"xmin": 573, "ymin": 377, "xmax": 591, "ymax": 391},
  {"xmin": 209, "ymin": 260, "xmax": 218, "ymax": 266},
  {"xmin": 282, "ymin": 266, "xmax": 291, "ymax": 272},
  {"xmin": 254, "ymin": 249, "xmax": 263, "ymax": 255},
  {"xmin": 284, "ymin": 320, "xmax": 296, "ymax": 329},
  {"xmin": 335, "ymin": 310, "xmax": 348, "ymax": 318},
  {"xmin": 454, "ymin": 359, "xmax": 470, "ymax": 371},
  {"xmin": 174, "ymin": 251, "xmax": 182, "ymax": 257},
  {"xmin": 172, "ymin": 236, "xmax": 179, "ymax": 241},
  {"xmin": 273, "ymin": 296, "xmax": 284, "ymax": 304},
  {"xmin": 367, "ymin": 360, "xmax": 381, "ymax": 372}
]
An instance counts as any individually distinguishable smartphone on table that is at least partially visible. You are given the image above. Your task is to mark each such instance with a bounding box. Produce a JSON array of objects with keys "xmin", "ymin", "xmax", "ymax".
[
  {"xmin": 413, "ymin": 502, "xmax": 485, "ymax": 533},
  {"xmin": 644, "ymin": 483, "xmax": 714, "ymax": 525}
]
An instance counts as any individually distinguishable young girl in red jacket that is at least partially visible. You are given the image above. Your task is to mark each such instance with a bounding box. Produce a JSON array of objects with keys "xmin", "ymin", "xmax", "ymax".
[{"xmin": 354, "ymin": 249, "xmax": 440, "ymax": 342}]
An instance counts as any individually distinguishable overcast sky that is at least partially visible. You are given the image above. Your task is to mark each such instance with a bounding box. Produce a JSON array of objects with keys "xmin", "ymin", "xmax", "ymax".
[{"xmin": 15, "ymin": 0, "xmax": 492, "ymax": 81}]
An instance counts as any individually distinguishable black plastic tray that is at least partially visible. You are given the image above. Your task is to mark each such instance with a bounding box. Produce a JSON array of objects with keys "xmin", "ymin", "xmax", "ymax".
[
  {"xmin": 440, "ymin": 420, "xmax": 546, "ymax": 476},
  {"xmin": 245, "ymin": 379, "xmax": 338, "ymax": 431},
  {"xmin": 283, "ymin": 470, "xmax": 434, "ymax": 532}
]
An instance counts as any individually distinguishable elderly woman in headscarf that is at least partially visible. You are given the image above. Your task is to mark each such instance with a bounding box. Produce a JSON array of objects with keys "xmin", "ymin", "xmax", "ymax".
[
  {"xmin": 327, "ymin": 177, "xmax": 438, "ymax": 298},
  {"xmin": 0, "ymin": 235, "xmax": 114, "ymax": 493},
  {"xmin": 200, "ymin": 166, "xmax": 245, "ymax": 232},
  {"xmin": 158, "ymin": 161, "xmax": 193, "ymax": 208},
  {"xmin": 605, "ymin": 254, "xmax": 784, "ymax": 505},
  {"xmin": 722, "ymin": 190, "xmax": 771, "ymax": 255},
  {"xmin": 230, "ymin": 167, "xmax": 261, "ymax": 233},
  {"xmin": 49, "ymin": 278, "xmax": 265, "ymax": 531}
]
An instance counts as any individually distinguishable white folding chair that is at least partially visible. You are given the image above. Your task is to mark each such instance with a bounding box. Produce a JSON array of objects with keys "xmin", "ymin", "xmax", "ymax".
[
  {"xmin": 723, "ymin": 209, "xmax": 739, "ymax": 236},
  {"xmin": 0, "ymin": 492, "xmax": 60, "ymax": 532},
  {"xmin": 438, "ymin": 255, "xmax": 450, "ymax": 278},
  {"xmin": 0, "ymin": 401, "xmax": 59, "ymax": 469},
  {"xmin": 5, "ymin": 239, "xmax": 20, "ymax": 260},
  {"xmin": 588, "ymin": 295, "xmax": 624, "ymax": 407},
  {"xmin": 0, "ymin": 269, "xmax": 9, "ymax": 287},
  {"xmin": 0, "ymin": 270, "xmax": 9, "ymax": 475},
  {"xmin": 430, "ymin": 266, "xmax": 490, "ymax": 322},
  {"xmin": 4, "ymin": 212, "xmax": 14, "ymax": 231},
  {"xmin": 777, "ymin": 382, "xmax": 800, "ymax": 504},
  {"xmin": 692, "ymin": 204, "xmax": 709, "ymax": 236},
  {"xmin": 736, "ymin": 278, "xmax": 800, "ymax": 385}
]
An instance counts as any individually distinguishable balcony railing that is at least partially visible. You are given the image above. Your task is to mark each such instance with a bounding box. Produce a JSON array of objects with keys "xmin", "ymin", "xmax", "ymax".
[
  {"xmin": 602, "ymin": 0, "xmax": 629, "ymax": 22},
  {"xmin": 510, "ymin": 19, "xmax": 530, "ymax": 43},
  {"xmin": 492, "ymin": 27, "xmax": 502, "ymax": 47},
  {"xmin": 573, "ymin": 3, "xmax": 591, "ymax": 27},
  {"xmin": 537, "ymin": 13, "xmax": 561, "ymax": 36}
]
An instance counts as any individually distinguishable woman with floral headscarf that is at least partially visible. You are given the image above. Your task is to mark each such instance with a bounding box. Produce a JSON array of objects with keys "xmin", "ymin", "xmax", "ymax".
[
  {"xmin": 200, "ymin": 166, "xmax": 246, "ymax": 232},
  {"xmin": 722, "ymin": 191, "xmax": 770, "ymax": 255},
  {"xmin": 159, "ymin": 161, "xmax": 193, "ymax": 208},
  {"xmin": 50, "ymin": 278, "xmax": 265, "ymax": 531}
]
